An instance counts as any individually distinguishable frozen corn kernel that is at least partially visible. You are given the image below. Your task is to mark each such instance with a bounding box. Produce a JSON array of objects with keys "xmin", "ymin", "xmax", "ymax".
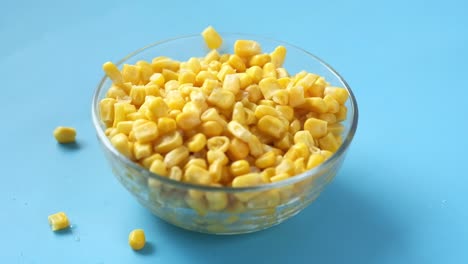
[
  {"xmin": 202, "ymin": 26, "xmax": 223, "ymax": 49},
  {"xmin": 207, "ymin": 136, "xmax": 230, "ymax": 152},
  {"xmin": 102, "ymin": 62, "xmax": 123, "ymax": 84},
  {"xmin": 150, "ymin": 159, "xmax": 168, "ymax": 176},
  {"xmin": 304, "ymin": 117, "xmax": 328, "ymax": 138},
  {"xmin": 205, "ymin": 191, "xmax": 228, "ymax": 211},
  {"xmin": 324, "ymin": 87, "xmax": 349, "ymax": 104},
  {"xmin": 270, "ymin": 45, "xmax": 287, "ymax": 67},
  {"xmin": 187, "ymin": 133, "xmax": 207, "ymax": 152},
  {"xmin": 128, "ymin": 229, "xmax": 145, "ymax": 251},
  {"xmin": 154, "ymin": 131, "xmax": 183, "ymax": 153},
  {"xmin": 134, "ymin": 142, "xmax": 152, "ymax": 160},
  {"xmin": 201, "ymin": 121, "xmax": 224, "ymax": 137},
  {"xmin": 246, "ymin": 66, "xmax": 263, "ymax": 83},
  {"xmin": 176, "ymin": 111, "xmax": 201, "ymax": 130},
  {"xmin": 133, "ymin": 121, "xmax": 159, "ymax": 143},
  {"xmin": 223, "ymin": 74, "xmax": 241, "ymax": 95},
  {"xmin": 258, "ymin": 116, "xmax": 287, "ymax": 139},
  {"xmin": 262, "ymin": 62, "xmax": 277, "ymax": 78},
  {"xmin": 164, "ymin": 146, "xmax": 189, "ymax": 167},
  {"xmin": 249, "ymin": 54, "xmax": 271, "ymax": 67},
  {"xmin": 234, "ymin": 40, "xmax": 262, "ymax": 57},
  {"xmin": 255, "ymin": 151, "xmax": 276, "ymax": 169},
  {"xmin": 318, "ymin": 132, "xmax": 340, "ymax": 152},
  {"xmin": 259, "ymin": 77, "xmax": 281, "ymax": 99},
  {"xmin": 208, "ymin": 89, "xmax": 235, "ymax": 110},
  {"xmin": 53, "ymin": 127, "xmax": 76, "ymax": 144},
  {"xmin": 230, "ymin": 160, "xmax": 250, "ymax": 176},
  {"xmin": 307, "ymin": 153, "xmax": 325, "ymax": 169},
  {"xmin": 48, "ymin": 212, "xmax": 70, "ymax": 231}
]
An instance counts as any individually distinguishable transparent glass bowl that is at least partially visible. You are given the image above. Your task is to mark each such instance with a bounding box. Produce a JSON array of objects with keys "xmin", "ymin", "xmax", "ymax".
[{"xmin": 91, "ymin": 33, "xmax": 358, "ymax": 234}]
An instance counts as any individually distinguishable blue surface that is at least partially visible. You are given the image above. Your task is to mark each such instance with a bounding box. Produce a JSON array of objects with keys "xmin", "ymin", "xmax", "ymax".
[{"xmin": 1, "ymin": 0, "xmax": 467, "ymax": 263}]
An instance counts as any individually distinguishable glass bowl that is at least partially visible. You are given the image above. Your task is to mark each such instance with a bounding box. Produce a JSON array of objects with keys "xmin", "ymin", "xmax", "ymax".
[{"xmin": 91, "ymin": 33, "xmax": 358, "ymax": 234}]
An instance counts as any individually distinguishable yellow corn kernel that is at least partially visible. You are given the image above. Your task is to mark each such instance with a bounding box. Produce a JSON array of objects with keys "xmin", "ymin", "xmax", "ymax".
[
  {"xmin": 195, "ymin": 70, "xmax": 216, "ymax": 86},
  {"xmin": 336, "ymin": 105, "xmax": 347, "ymax": 121},
  {"xmin": 296, "ymin": 72, "xmax": 318, "ymax": 88},
  {"xmin": 202, "ymin": 26, "xmax": 223, "ymax": 49},
  {"xmin": 200, "ymin": 121, "xmax": 224, "ymax": 137},
  {"xmin": 277, "ymin": 77, "xmax": 291, "ymax": 89},
  {"xmin": 300, "ymin": 97, "xmax": 328, "ymax": 113},
  {"xmin": 103, "ymin": 62, "xmax": 123, "ymax": 84},
  {"xmin": 227, "ymin": 121, "xmax": 252, "ymax": 142},
  {"xmin": 294, "ymin": 157, "xmax": 306, "ymax": 174},
  {"xmin": 276, "ymin": 68, "xmax": 289, "ymax": 79},
  {"xmin": 324, "ymin": 87, "xmax": 349, "ymax": 104},
  {"xmin": 176, "ymin": 111, "xmax": 201, "ymax": 130},
  {"xmin": 274, "ymin": 133, "xmax": 292, "ymax": 151},
  {"xmin": 276, "ymin": 159, "xmax": 295, "ymax": 175},
  {"xmin": 219, "ymin": 53, "xmax": 230, "ymax": 63},
  {"xmin": 165, "ymin": 91, "xmax": 185, "ymax": 110},
  {"xmin": 133, "ymin": 142, "xmax": 152, "ymax": 160},
  {"xmin": 208, "ymin": 159, "xmax": 223, "ymax": 182},
  {"xmin": 48, "ymin": 212, "xmax": 70, "ymax": 231},
  {"xmin": 121, "ymin": 64, "xmax": 141, "ymax": 84},
  {"xmin": 288, "ymin": 85, "xmax": 306, "ymax": 107},
  {"xmin": 288, "ymin": 119, "xmax": 300, "ymax": 134},
  {"xmin": 272, "ymin": 89, "xmax": 289, "ymax": 105},
  {"xmin": 113, "ymin": 103, "xmax": 127, "ymax": 127},
  {"xmin": 249, "ymin": 54, "xmax": 271, "ymax": 67},
  {"xmin": 245, "ymin": 84, "xmax": 263, "ymax": 103},
  {"xmin": 318, "ymin": 132, "xmax": 340, "ymax": 152},
  {"xmin": 141, "ymin": 153, "xmax": 163, "ymax": 169},
  {"xmin": 106, "ymin": 86, "xmax": 127, "ymax": 99},
  {"xmin": 144, "ymin": 84, "xmax": 160, "ymax": 97},
  {"xmin": 259, "ymin": 77, "xmax": 281, "ymax": 99},
  {"xmin": 154, "ymin": 131, "xmax": 183, "ymax": 153},
  {"xmin": 304, "ymin": 117, "xmax": 328, "ymax": 138},
  {"xmin": 244, "ymin": 108, "xmax": 256, "ymax": 125},
  {"xmin": 207, "ymin": 150, "xmax": 229, "ymax": 165},
  {"xmin": 270, "ymin": 173, "xmax": 289, "ymax": 183},
  {"xmin": 150, "ymin": 159, "xmax": 168, "ymax": 176},
  {"xmin": 184, "ymin": 165, "xmax": 211, "ymax": 184},
  {"xmin": 270, "ymin": 45, "xmax": 287, "ymax": 67},
  {"xmin": 257, "ymin": 115, "xmax": 287, "ymax": 139},
  {"xmin": 186, "ymin": 57, "xmax": 202, "ymax": 73},
  {"xmin": 146, "ymin": 97, "xmax": 169, "ymax": 120},
  {"xmin": 136, "ymin": 60, "xmax": 153, "ymax": 83},
  {"xmin": 232, "ymin": 102, "xmax": 246, "ymax": 124},
  {"xmin": 178, "ymin": 70, "xmax": 196, "ymax": 84},
  {"xmin": 208, "ymin": 60, "xmax": 222, "ymax": 72},
  {"xmin": 307, "ymin": 153, "xmax": 325, "ymax": 169},
  {"xmin": 149, "ymin": 73, "xmax": 165, "ymax": 87},
  {"xmin": 164, "ymin": 146, "xmax": 189, "ymax": 168},
  {"xmin": 324, "ymin": 95, "xmax": 340, "ymax": 114},
  {"xmin": 319, "ymin": 113, "xmax": 337, "ymax": 124},
  {"xmin": 128, "ymin": 229, "xmax": 145, "ymax": 251},
  {"xmin": 53, "ymin": 127, "xmax": 76, "ymax": 144},
  {"xmin": 262, "ymin": 62, "xmax": 277, "ymax": 78},
  {"xmin": 133, "ymin": 121, "xmax": 158, "ymax": 143},
  {"xmin": 234, "ymin": 40, "xmax": 261, "ymax": 57},
  {"xmin": 227, "ymin": 138, "xmax": 250, "ymax": 160},
  {"xmin": 255, "ymin": 151, "xmax": 276, "ymax": 169},
  {"xmin": 182, "ymin": 101, "xmax": 203, "ymax": 116},
  {"xmin": 223, "ymin": 74, "xmax": 241, "ymax": 95},
  {"xmin": 99, "ymin": 98, "xmax": 116, "ymax": 125},
  {"xmin": 151, "ymin": 57, "xmax": 180, "ymax": 72},
  {"xmin": 204, "ymin": 49, "xmax": 220, "ymax": 62},
  {"xmin": 185, "ymin": 195, "xmax": 208, "ymax": 216},
  {"xmin": 111, "ymin": 133, "xmax": 133, "ymax": 159},
  {"xmin": 206, "ymin": 136, "xmax": 230, "ymax": 152},
  {"xmin": 246, "ymin": 66, "xmax": 263, "ymax": 84},
  {"xmin": 186, "ymin": 133, "xmax": 207, "ymax": 152},
  {"xmin": 205, "ymin": 190, "xmax": 228, "ymax": 211},
  {"xmin": 232, "ymin": 173, "xmax": 267, "ymax": 189},
  {"xmin": 207, "ymin": 89, "xmax": 235, "ymax": 110},
  {"xmin": 116, "ymin": 121, "xmax": 133, "ymax": 135},
  {"xmin": 237, "ymin": 73, "xmax": 253, "ymax": 89},
  {"xmin": 230, "ymin": 160, "xmax": 250, "ymax": 176},
  {"xmin": 126, "ymin": 112, "xmax": 145, "ymax": 121},
  {"xmin": 228, "ymin": 54, "xmax": 246, "ymax": 72},
  {"xmin": 217, "ymin": 64, "xmax": 235, "ymax": 82},
  {"xmin": 157, "ymin": 117, "xmax": 176, "ymax": 135},
  {"xmin": 328, "ymin": 123, "xmax": 345, "ymax": 136},
  {"xmin": 275, "ymin": 106, "xmax": 293, "ymax": 122},
  {"xmin": 247, "ymin": 135, "xmax": 264, "ymax": 157},
  {"xmin": 162, "ymin": 68, "xmax": 178, "ymax": 81},
  {"xmin": 185, "ymin": 158, "xmax": 207, "ymax": 169},
  {"xmin": 284, "ymin": 143, "xmax": 310, "ymax": 160}
]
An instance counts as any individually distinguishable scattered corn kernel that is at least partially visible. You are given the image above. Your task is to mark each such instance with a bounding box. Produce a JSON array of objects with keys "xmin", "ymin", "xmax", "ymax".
[
  {"xmin": 202, "ymin": 26, "xmax": 223, "ymax": 49},
  {"xmin": 128, "ymin": 229, "xmax": 146, "ymax": 251},
  {"xmin": 48, "ymin": 212, "xmax": 70, "ymax": 231},
  {"xmin": 53, "ymin": 127, "xmax": 76, "ymax": 144}
]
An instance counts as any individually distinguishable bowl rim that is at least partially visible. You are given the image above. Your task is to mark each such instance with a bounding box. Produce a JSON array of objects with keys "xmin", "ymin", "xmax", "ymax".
[{"xmin": 91, "ymin": 33, "xmax": 358, "ymax": 193}]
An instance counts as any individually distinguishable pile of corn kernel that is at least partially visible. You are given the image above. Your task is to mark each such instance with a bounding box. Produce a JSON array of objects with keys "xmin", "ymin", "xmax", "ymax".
[{"xmin": 100, "ymin": 26, "xmax": 348, "ymax": 189}]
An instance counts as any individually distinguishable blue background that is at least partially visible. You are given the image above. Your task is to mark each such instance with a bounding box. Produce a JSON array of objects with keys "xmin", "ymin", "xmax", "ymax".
[{"xmin": 1, "ymin": 0, "xmax": 467, "ymax": 263}]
